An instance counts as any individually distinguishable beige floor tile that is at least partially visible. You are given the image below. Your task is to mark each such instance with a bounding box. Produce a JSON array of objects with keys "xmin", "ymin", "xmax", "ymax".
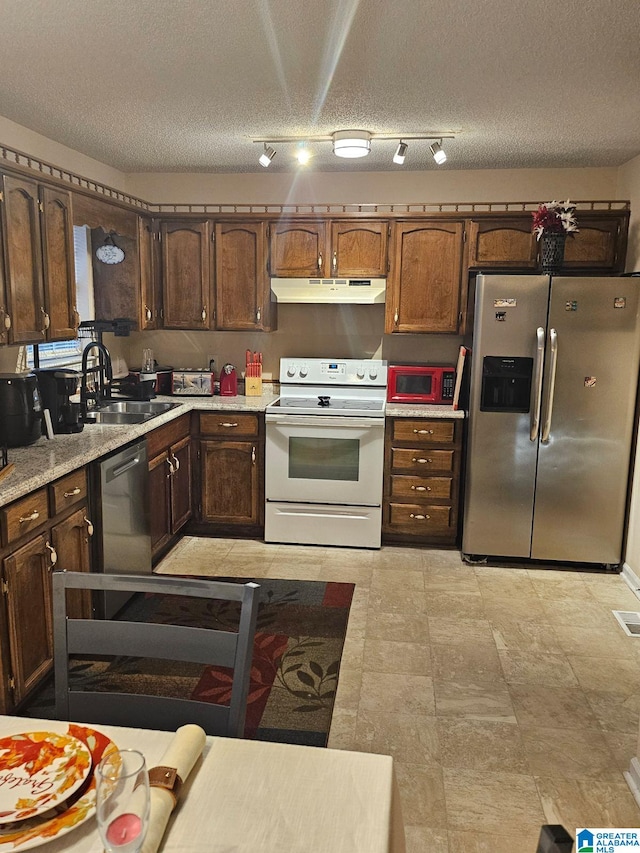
[
  {"xmin": 437, "ymin": 718, "xmax": 528, "ymax": 773},
  {"xmin": 373, "ymin": 548, "xmax": 426, "ymax": 571},
  {"xmin": 340, "ymin": 636, "xmax": 365, "ymax": 669},
  {"xmin": 520, "ymin": 725, "xmax": 620, "ymax": 780},
  {"xmin": 443, "ymin": 768, "xmax": 545, "ymax": 834},
  {"xmin": 423, "ymin": 561, "xmax": 477, "ymax": 580},
  {"xmin": 424, "ymin": 574, "xmax": 481, "ymax": 594},
  {"xmin": 528, "ymin": 576, "xmax": 591, "ymax": 600},
  {"xmin": 481, "ymin": 594, "xmax": 547, "ymax": 623},
  {"xmin": 364, "ymin": 610, "xmax": 429, "ymax": 644},
  {"xmin": 362, "ymin": 639, "xmax": 431, "ymax": 675},
  {"xmin": 535, "ymin": 776, "xmax": 640, "ymax": 827},
  {"xmin": 497, "ymin": 649, "xmax": 579, "ymax": 687},
  {"xmin": 405, "ymin": 826, "xmax": 449, "ymax": 853},
  {"xmin": 432, "ymin": 641, "xmax": 504, "ymax": 684},
  {"xmin": 332, "ymin": 667, "xmax": 362, "ymax": 712},
  {"xmin": 265, "ymin": 562, "xmax": 323, "ymax": 579},
  {"xmin": 317, "ymin": 564, "xmax": 373, "ymax": 586},
  {"xmin": 584, "ymin": 581, "xmax": 640, "ymax": 608},
  {"xmin": 368, "ymin": 588, "xmax": 428, "ymax": 615},
  {"xmin": 424, "ymin": 592, "xmax": 486, "ymax": 620},
  {"xmin": 540, "ymin": 596, "xmax": 614, "ymax": 625},
  {"xmin": 584, "ymin": 688, "xmax": 640, "ymax": 734},
  {"xmin": 553, "ymin": 623, "xmax": 637, "ymax": 659},
  {"xmin": 428, "ymin": 616, "xmax": 494, "ymax": 646},
  {"xmin": 359, "ymin": 671, "xmax": 435, "ymax": 716},
  {"xmin": 490, "ymin": 618, "xmax": 560, "ymax": 653},
  {"xmin": 422, "ymin": 549, "xmax": 468, "ymax": 569},
  {"xmin": 326, "ymin": 709, "xmax": 357, "ymax": 750},
  {"xmin": 568, "ymin": 654, "xmax": 640, "ymax": 694},
  {"xmin": 448, "ymin": 828, "xmax": 541, "ymax": 853},
  {"xmin": 395, "ymin": 763, "xmax": 447, "ymax": 827},
  {"xmin": 433, "ymin": 679, "xmax": 516, "ymax": 722},
  {"xmin": 475, "ymin": 575, "xmax": 537, "ymax": 598},
  {"xmin": 602, "ymin": 730, "xmax": 637, "ymax": 773},
  {"xmin": 321, "ymin": 546, "xmax": 377, "ymax": 566},
  {"xmin": 353, "ymin": 712, "xmax": 439, "ymax": 764},
  {"xmin": 508, "ymin": 683, "xmax": 600, "ymax": 730},
  {"xmin": 226, "ymin": 539, "xmax": 278, "ymax": 556},
  {"xmin": 371, "ymin": 568, "xmax": 425, "ymax": 591}
]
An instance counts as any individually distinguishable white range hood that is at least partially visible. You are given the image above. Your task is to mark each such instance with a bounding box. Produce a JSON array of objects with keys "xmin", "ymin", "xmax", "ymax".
[{"xmin": 270, "ymin": 277, "xmax": 386, "ymax": 305}]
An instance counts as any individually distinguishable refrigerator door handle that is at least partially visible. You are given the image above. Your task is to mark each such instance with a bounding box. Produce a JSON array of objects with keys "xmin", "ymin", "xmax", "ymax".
[
  {"xmin": 530, "ymin": 326, "xmax": 545, "ymax": 442},
  {"xmin": 541, "ymin": 327, "xmax": 558, "ymax": 444}
]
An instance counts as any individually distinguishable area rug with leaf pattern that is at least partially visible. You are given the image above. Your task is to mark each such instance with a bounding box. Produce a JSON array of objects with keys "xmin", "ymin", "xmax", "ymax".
[{"xmin": 20, "ymin": 577, "xmax": 354, "ymax": 747}]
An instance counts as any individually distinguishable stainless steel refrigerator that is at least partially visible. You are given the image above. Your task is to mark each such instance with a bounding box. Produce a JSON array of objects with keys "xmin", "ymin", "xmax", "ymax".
[{"xmin": 462, "ymin": 274, "xmax": 640, "ymax": 567}]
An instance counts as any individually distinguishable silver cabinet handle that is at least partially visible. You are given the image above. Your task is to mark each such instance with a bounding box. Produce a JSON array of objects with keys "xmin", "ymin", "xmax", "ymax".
[
  {"xmin": 251, "ymin": 446, "xmax": 256, "ymax": 465},
  {"xmin": 4, "ymin": 314, "xmax": 11, "ymax": 330},
  {"xmin": 166, "ymin": 456, "xmax": 175, "ymax": 477},
  {"xmin": 394, "ymin": 311, "xmax": 399, "ymax": 325},
  {"xmin": 413, "ymin": 429, "xmax": 434, "ymax": 435},
  {"xmin": 332, "ymin": 251, "xmax": 337, "ymax": 272},
  {"xmin": 256, "ymin": 308, "xmax": 261, "ymax": 322},
  {"xmin": 317, "ymin": 253, "xmax": 323, "ymax": 270},
  {"xmin": 541, "ymin": 327, "xmax": 558, "ymax": 444},
  {"xmin": 530, "ymin": 326, "xmax": 545, "ymax": 442},
  {"xmin": 201, "ymin": 307, "xmax": 207, "ymax": 322},
  {"xmin": 63, "ymin": 487, "xmax": 81, "ymax": 498},
  {"xmin": 171, "ymin": 453, "xmax": 180, "ymax": 471},
  {"xmin": 41, "ymin": 307, "xmax": 50, "ymax": 330},
  {"xmin": 19, "ymin": 510, "xmax": 40, "ymax": 524},
  {"xmin": 45, "ymin": 541, "xmax": 57, "ymax": 566},
  {"xmin": 145, "ymin": 305, "xmax": 152, "ymax": 321},
  {"xmin": 411, "ymin": 485, "xmax": 430, "ymax": 491},
  {"xmin": 412, "ymin": 457, "xmax": 432, "ymax": 464},
  {"xmin": 220, "ymin": 422, "xmax": 238, "ymax": 428},
  {"xmin": 409, "ymin": 513, "xmax": 430, "ymax": 520},
  {"xmin": 84, "ymin": 516, "xmax": 94, "ymax": 536}
]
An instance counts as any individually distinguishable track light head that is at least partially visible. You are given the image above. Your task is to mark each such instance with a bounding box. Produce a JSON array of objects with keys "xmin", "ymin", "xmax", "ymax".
[
  {"xmin": 259, "ymin": 144, "xmax": 276, "ymax": 168},
  {"xmin": 295, "ymin": 144, "xmax": 311, "ymax": 165},
  {"xmin": 429, "ymin": 140, "xmax": 447, "ymax": 165},
  {"xmin": 393, "ymin": 141, "xmax": 408, "ymax": 165}
]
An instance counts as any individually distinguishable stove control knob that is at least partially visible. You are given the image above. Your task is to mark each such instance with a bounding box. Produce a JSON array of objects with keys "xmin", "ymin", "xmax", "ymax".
[
  {"xmin": 369, "ymin": 368, "xmax": 378, "ymax": 380},
  {"xmin": 286, "ymin": 364, "xmax": 297, "ymax": 377},
  {"xmin": 300, "ymin": 364, "xmax": 308, "ymax": 377},
  {"xmin": 356, "ymin": 367, "xmax": 365, "ymax": 379}
]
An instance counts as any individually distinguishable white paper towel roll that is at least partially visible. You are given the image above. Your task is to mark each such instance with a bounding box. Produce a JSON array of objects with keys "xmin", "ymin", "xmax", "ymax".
[{"xmin": 140, "ymin": 724, "xmax": 207, "ymax": 853}]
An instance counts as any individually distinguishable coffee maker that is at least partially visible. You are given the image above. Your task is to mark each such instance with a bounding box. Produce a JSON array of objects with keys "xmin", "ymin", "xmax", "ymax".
[{"xmin": 35, "ymin": 369, "xmax": 84, "ymax": 434}]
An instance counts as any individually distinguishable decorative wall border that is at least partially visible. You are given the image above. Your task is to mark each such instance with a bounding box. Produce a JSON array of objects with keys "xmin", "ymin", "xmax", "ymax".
[{"xmin": 0, "ymin": 141, "xmax": 631, "ymax": 216}]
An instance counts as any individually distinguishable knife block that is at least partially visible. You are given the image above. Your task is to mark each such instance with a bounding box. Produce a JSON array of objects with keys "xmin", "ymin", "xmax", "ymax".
[{"xmin": 245, "ymin": 374, "xmax": 263, "ymax": 396}]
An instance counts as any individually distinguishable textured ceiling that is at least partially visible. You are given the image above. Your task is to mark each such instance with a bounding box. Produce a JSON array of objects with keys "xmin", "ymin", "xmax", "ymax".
[{"xmin": 0, "ymin": 0, "xmax": 638, "ymax": 174}]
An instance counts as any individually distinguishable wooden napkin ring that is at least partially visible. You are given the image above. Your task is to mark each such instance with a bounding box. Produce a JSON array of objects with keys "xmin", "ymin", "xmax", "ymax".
[{"xmin": 149, "ymin": 766, "xmax": 183, "ymax": 806}]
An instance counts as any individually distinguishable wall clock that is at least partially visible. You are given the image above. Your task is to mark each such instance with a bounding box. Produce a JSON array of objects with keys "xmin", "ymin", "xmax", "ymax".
[{"xmin": 96, "ymin": 233, "xmax": 125, "ymax": 265}]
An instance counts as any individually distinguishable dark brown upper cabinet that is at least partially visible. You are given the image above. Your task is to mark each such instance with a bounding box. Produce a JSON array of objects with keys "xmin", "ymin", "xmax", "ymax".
[
  {"xmin": 269, "ymin": 220, "xmax": 328, "ymax": 277},
  {"xmin": 214, "ymin": 221, "xmax": 274, "ymax": 331},
  {"xmin": 330, "ymin": 220, "xmax": 389, "ymax": 277},
  {"xmin": 161, "ymin": 220, "xmax": 211, "ymax": 329}
]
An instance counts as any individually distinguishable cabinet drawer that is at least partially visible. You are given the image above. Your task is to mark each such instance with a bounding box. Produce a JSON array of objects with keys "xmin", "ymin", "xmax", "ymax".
[
  {"xmin": 199, "ymin": 412, "xmax": 259, "ymax": 437},
  {"xmin": 391, "ymin": 448, "xmax": 455, "ymax": 474},
  {"xmin": 389, "ymin": 475, "xmax": 452, "ymax": 500},
  {"xmin": 50, "ymin": 469, "xmax": 87, "ymax": 515},
  {"xmin": 392, "ymin": 419, "xmax": 455, "ymax": 444},
  {"xmin": 147, "ymin": 413, "xmax": 191, "ymax": 459},
  {"xmin": 387, "ymin": 502, "xmax": 452, "ymax": 532},
  {"xmin": 1, "ymin": 488, "xmax": 50, "ymax": 545}
]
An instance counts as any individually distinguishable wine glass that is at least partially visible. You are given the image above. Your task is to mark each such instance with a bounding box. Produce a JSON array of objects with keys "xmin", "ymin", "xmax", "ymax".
[{"xmin": 95, "ymin": 749, "xmax": 150, "ymax": 853}]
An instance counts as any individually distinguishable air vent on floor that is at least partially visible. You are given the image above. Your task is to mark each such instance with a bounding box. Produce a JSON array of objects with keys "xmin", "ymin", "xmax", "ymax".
[{"xmin": 612, "ymin": 610, "xmax": 640, "ymax": 636}]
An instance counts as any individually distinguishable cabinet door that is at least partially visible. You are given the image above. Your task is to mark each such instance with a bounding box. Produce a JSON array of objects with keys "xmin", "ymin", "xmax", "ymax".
[
  {"xmin": 139, "ymin": 216, "xmax": 161, "ymax": 330},
  {"xmin": 385, "ymin": 221, "xmax": 464, "ymax": 333},
  {"xmin": 467, "ymin": 217, "xmax": 538, "ymax": 270},
  {"xmin": 270, "ymin": 221, "xmax": 328, "ymax": 277},
  {"xmin": 562, "ymin": 215, "xmax": 626, "ymax": 271},
  {"xmin": 330, "ymin": 220, "xmax": 388, "ymax": 277},
  {"xmin": 3, "ymin": 534, "xmax": 54, "ymax": 704},
  {"xmin": 51, "ymin": 507, "xmax": 92, "ymax": 620},
  {"xmin": 2, "ymin": 175, "xmax": 46, "ymax": 344},
  {"xmin": 200, "ymin": 440, "xmax": 259, "ymax": 525},
  {"xmin": 215, "ymin": 221, "xmax": 274, "ymax": 330},
  {"xmin": 0, "ymin": 224, "xmax": 7, "ymax": 345},
  {"xmin": 40, "ymin": 186, "xmax": 78, "ymax": 340},
  {"xmin": 161, "ymin": 220, "xmax": 211, "ymax": 329},
  {"xmin": 170, "ymin": 436, "xmax": 192, "ymax": 533},
  {"xmin": 149, "ymin": 451, "xmax": 172, "ymax": 558}
]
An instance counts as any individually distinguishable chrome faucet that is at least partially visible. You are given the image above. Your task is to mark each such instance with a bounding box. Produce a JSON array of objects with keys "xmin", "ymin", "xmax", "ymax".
[{"xmin": 81, "ymin": 341, "xmax": 113, "ymax": 410}]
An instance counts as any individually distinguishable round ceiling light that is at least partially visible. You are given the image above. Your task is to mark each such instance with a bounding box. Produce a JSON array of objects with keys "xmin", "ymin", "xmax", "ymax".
[{"xmin": 332, "ymin": 130, "xmax": 371, "ymax": 158}]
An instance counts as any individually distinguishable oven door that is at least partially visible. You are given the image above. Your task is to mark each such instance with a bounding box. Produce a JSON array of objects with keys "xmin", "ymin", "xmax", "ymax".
[{"xmin": 265, "ymin": 414, "xmax": 385, "ymax": 506}]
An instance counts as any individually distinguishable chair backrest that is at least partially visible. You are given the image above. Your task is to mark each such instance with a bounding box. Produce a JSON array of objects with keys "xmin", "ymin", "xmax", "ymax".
[{"xmin": 52, "ymin": 572, "xmax": 259, "ymax": 737}]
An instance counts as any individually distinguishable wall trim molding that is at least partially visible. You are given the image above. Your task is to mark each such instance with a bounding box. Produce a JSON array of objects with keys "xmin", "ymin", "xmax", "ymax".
[{"xmin": 621, "ymin": 562, "xmax": 640, "ymax": 601}]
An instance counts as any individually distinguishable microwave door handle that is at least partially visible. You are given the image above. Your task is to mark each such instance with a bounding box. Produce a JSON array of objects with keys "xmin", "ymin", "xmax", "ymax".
[
  {"xmin": 541, "ymin": 328, "xmax": 558, "ymax": 444},
  {"xmin": 530, "ymin": 326, "xmax": 545, "ymax": 442}
]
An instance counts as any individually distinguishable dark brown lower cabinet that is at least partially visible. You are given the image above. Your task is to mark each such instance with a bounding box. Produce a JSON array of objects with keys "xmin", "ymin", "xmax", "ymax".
[
  {"xmin": 199, "ymin": 440, "xmax": 260, "ymax": 525},
  {"xmin": 51, "ymin": 507, "xmax": 93, "ymax": 620}
]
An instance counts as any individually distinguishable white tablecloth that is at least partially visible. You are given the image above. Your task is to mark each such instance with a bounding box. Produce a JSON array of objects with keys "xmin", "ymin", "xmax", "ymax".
[{"xmin": 0, "ymin": 717, "xmax": 405, "ymax": 853}]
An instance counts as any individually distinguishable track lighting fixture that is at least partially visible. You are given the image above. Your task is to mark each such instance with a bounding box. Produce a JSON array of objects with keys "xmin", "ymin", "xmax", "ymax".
[
  {"xmin": 295, "ymin": 144, "xmax": 311, "ymax": 165},
  {"xmin": 429, "ymin": 140, "xmax": 447, "ymax": 165},
  {"xmin": 393, "ymin": 141, "xmax": 408, "ymax": 165},
  {"xmin": 332, "ymin": 130, "xmax": 371, "ymax": 158},
  {"xmin": 259, "ymin": 144, "xmax": 276, "ymax": 168}
]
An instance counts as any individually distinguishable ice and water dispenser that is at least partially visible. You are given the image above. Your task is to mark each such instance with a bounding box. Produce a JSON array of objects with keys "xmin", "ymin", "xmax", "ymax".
[{"xmin": 480, "ymin": 356, "xmax": 532, "ymax": 413}]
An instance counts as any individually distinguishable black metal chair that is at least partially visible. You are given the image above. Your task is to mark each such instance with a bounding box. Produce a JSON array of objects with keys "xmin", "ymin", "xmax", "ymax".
[{"xmin": 52, "ymin": 572, "xmax": 259, "ymax": 737}]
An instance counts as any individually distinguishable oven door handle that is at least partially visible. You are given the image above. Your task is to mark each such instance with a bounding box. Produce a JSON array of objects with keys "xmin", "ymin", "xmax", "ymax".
[{"xmin": 266, "ymin": 416, "xmax": 384, "ymax": 429}]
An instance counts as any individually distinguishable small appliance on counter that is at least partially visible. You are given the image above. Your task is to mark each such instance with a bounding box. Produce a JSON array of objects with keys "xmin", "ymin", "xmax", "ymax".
[
  {"xmin": 35, "ymin": 368, "xmax": 84, "ymax": 434},
  {"xmin": 111, "ymin": 371, "xmax": 157, "ymax": 400},
  {"xmin": 0, "ymin": 372, "xmax": 43, "ymax": 447},
  {"xmin": 386, "ymin": 364, "xmax": 455, "ymax": 404},
  {"xmin": 220, "ymin": 363, "xmax": 238, "ymax": 396},
  {"xmin": 172, "ymin": 369, "xmax": 215, "ymax": 396}
]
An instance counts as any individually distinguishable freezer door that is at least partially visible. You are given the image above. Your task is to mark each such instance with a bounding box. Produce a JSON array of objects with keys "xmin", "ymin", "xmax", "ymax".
[
  {"xmin": 463, "ymin": 275, "xmax": 550, "ymax": 558},
  {"xmin": 531, "ymin": 277, "xmax": 640, "ymax": 564}
]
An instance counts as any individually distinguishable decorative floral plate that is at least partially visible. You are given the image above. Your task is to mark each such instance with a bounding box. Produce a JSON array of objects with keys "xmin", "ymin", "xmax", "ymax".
[{"xmin": 0, "ymin": 725, "xmax": 116, "ymax": 850}]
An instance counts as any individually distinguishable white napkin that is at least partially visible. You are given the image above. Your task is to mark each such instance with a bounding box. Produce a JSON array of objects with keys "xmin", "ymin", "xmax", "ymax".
[{"xmin": 140, "ymin": 724, "xmax": 207, "ymax": 853}]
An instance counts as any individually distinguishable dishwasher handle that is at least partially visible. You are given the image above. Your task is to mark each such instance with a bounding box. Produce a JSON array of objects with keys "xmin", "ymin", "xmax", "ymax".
[{"xmin": 111, "ymin": 454, "xmax": 143, "ymax": 478}]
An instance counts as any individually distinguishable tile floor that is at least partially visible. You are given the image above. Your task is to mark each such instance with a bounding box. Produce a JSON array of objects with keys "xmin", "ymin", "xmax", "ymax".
[{"xmin": 156, "ymin": 537, "xmax": 640, "ymax": 852}]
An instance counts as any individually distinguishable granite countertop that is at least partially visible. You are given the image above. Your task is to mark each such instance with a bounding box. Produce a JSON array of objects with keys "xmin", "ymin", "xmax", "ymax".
[
  {"xmin": 385, "ymin": 403, "xmax": 465, "ymax": 419},
  {"xmin": 0, "ymin": 392, "xmax": 279, "ymax": 509}
]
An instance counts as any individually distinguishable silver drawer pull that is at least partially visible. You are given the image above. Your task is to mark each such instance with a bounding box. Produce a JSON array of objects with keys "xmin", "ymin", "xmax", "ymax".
[
  {"xmin": 409, "ymin": 513, "xmax": 430, "ymax": 520},
  {"xmin": 63, "ymin": 487, "xmax": 81, "ymax": 498},
  {"xmin": 19, "ymin": 510, "xmax": 40, "ymax": 524},
  {"xmin": 412, "ymin": 457, "xmax": 432, "ymax": 464},
  {"xmin": 411, "ymin": 485, "xmax": 430, "ymax": 491},
  {"xmin": 413, "ymin": 429, "xmax": 434, "ymax": 435},
  {"xmin": 220, "ymin": 422, "xmax": 238, "ymax": 428},
  {"xmin": 45, "ymin": 541, "xmax": 57, "ymax": 565},
  {"xmin": 84, "ymin": 516, "xmax": 94, "ymax": 536}
]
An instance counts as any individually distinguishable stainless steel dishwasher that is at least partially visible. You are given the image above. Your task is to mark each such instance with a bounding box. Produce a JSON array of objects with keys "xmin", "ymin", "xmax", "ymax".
[{"xmin": 95, "ymin": 439, "xmax": 151, "ymax": 618}]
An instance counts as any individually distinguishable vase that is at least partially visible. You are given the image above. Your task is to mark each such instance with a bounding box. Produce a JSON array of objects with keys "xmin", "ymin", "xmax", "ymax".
[{"xmin": 540, "ymin": 231, "xmax": 566, "ymax": 272}]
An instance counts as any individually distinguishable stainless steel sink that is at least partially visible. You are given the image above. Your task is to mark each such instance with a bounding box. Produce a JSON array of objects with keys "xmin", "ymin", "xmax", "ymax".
[{"xmin": 86, "ymin": 400, "xmax": 181, "ymax": 425}]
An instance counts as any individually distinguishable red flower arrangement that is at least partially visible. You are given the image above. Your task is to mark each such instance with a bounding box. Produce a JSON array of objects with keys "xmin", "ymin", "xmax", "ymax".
[{"xmin": 532, "ymin": 200, "xmax": 579, "ymax": 240}]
